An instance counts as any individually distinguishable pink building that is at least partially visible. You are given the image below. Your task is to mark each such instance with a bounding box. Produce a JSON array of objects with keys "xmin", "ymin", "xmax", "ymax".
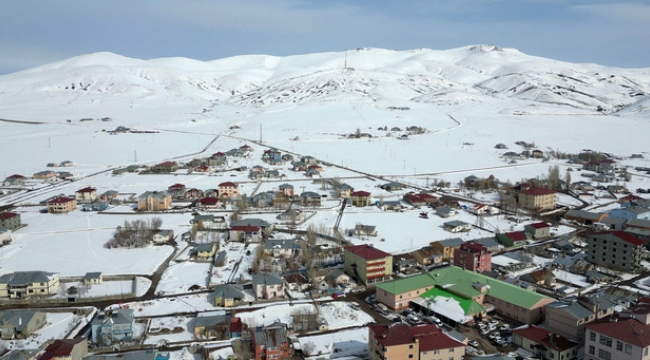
[{"xmin": 453, "ymin": 242, "xmax": 492, "ymax": 273}]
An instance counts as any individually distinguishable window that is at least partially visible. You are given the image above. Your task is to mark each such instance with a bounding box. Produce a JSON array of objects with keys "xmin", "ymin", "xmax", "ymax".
[
  {"xmin": 625, "ymin": 344, "xmax": 632, "ymax": 354},
  {"xmin": 409, "ymin": 345, "xmax": 414, "ymax": 349},
  {"xmin": 616, "ymin": 341, "xmax": 623, "ymax": 351},
  {"xmin": 408, "ymin": 355, "xmax": 413, "ymax": 359},
  {"xmin": 598, "ymin": 349, "xmax": 611, "ymax": 360},
  {"xmin": 600, "ymin": 335, "xmax": 612, "ymax": 347},
  {"xmin": 589, "ymin": 345, "xmax": 595, "ymax": 355},
  {"xmin": 450, "ymin": 348, "xmax": 454, "ymax": 353}
]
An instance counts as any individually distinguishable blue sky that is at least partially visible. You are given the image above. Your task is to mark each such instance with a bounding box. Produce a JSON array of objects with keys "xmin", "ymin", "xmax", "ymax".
[{"xmin": 1, "ymin": 0, "xmax": 649, "ymax": 74}]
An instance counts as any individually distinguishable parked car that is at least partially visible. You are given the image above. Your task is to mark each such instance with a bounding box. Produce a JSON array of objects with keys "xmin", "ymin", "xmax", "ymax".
[
  {"xmin": 480, "ymin": 328, "xmax": 490, "ymax": 336},
  {"xmin": 365, "ymin": 294, "xmax": 377, "ymax": 304},
  {"xmin": 499, "ymin": 324, "xmax": 510, "ymax": 332},
  {"xmin": 488, "ymin": 320, "xmax": 499, "ymax": 327},
  {"xmin": 468, "ymin": 340, "xmax": 479, "ymax": 347},
  {"xmin": 428, "ymin": 316, "xmax": 443, "ymax": 326},
  {"xmin": 488, "ymin": 332, "xmax": 500, "ymax": 340}
]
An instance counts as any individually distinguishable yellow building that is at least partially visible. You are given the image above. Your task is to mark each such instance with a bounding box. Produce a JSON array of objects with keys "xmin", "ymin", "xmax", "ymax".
[
  {"xmin": 0, "ymin": 271, "xmax": 60, "ymax": 298},
  {"xmin": 369, "ymin": 323, "xmax": 465, "ymax": 360},
  {"xmin": 518, "ymin": 187, "xmax": 556, "ymax": 211},
  {"xmin": 47, "ymin": 197, "xmax": 77, "ymax": 213},
  {"xmin": 137, "ymin": 191, "xmax": 172, "ymax": 211}
]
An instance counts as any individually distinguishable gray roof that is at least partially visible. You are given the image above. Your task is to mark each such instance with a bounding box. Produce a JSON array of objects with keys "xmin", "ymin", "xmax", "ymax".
[
  {"xmin": 337, "ymin": 183, "xmax": 353, "ymax": 190},
  {"xmin": 84, "ymin": 272, "xmax": 102, "ymax": 280},
  {"xmin": 444, "ymin": 220, "xmax": 470, "ymax": 227},
  {"xmin": 230, "ymin": 218, "xmax": 271, "ymax": 228},
  {"xmin": 212, "ymin": 284, "xmax": 245, "ymax": 299},
  {"xmin": 279, "ymin": 183, "xmax": 294, "ymax": 190},
  {"xmin": 0, "ymin": 271, "xmax": 57, "ymax": 286},
  {"xmin": 252, "ymin": 273, "xmax": 284, "ymax": 287},
  {"xmin": 92, "ymin": 309, "xmax": 134, "ymax": 326},
  {"xmin": 601, "ymin": 217, "xmax": 627, "ymax": 226},
  {"xmin": 626, "ymin": 218, "xmax": 650, "ymax": 228},
  {"xmin": 252, "ymin": 322, "xmax": 288, "ymax": 348},
  {"xmin": 264, "ymin": 239, "xmax": 296, "ymax": 250},
  {"xmin": 215, "ymin": 251, "xmax": 227, "ymax": 263},
  {"xmin": 300, "ymin": 191, "xmax": 321, "ymax": 199},
  {"xmin": 437, "ymin": 238, "xmax": 464, "ymax": 247},
  {"xmin": 565, "ymin": 209, "xmax": 604, "ymax": 221},
  {"xmin": 0, "ymin": 350, "xmax": 37, "ymax": 360},
  {"xmin": 545, "ymin": 301, "xmax": 593, "ymax": 320},
  {"xmin": 473, "ymin": 237, "xmax": 499, "ymax": 249},
  {"xmin": 138, "ymin": 190, "xmax": 170, "ymax": 200},
  {"xmin": 0, "ymin": 310, "xmax": 43, "ymax": 332},
  {"xmin": 194, "ymin": 314, "xmax": 228, "ymax": 328},
  {"xmin": 610, "ymin": 206, "xmax": 650, "ymax": 215},
  {"xmin": 193, "ymin": 243, "xmax": 216, "ymax": 253},
  {"xmin": 86, "ymin": 351, "xmax": 157, "ymax": 360}
]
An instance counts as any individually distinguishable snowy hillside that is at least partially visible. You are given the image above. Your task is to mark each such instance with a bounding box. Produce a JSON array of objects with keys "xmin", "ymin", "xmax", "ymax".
[{"xmin": 0, "ymin": 45, "xmax": 649, "ymax": 117}]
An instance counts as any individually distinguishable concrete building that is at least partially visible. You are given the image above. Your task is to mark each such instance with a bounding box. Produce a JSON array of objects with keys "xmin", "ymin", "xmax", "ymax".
[
  {"xmin": 137, "ymin": 191, "xmax": 172, "ymax": 211},
  {"xmin": 0, "ymin": 271, "xmax": 60, "ymax": 298},
  {"xmin": 75, "ymin": 187, "xmax": 97, "ymax": 203},
  {"xmin": 544, "ymin": 296, "xmax": 616, "ymax": 341},
  {"xmin": 91, "ymin": 309, "xmax": 135, "ymax": 345},
  {"xmin": 512, "ymin": 325, "xmax": 578, "ymax": 360},
  {"xmin": 453, "ymin": 242, "xmax": 492, "ymax": 273},
  {"xmin": 0, "ymin": 212, "xmax": 21, "ymax": 231},
  {"xmin": 368, "ymin": 323, "xmax": 465, "ymax": 360},
  {"xmin": 343, "ymin": 244, "xmax": 393, "ymax": 286},
  {"xmin": 250, "ymin": 322, "xmax": 292, "ymax": 360},
  {"xmin": 586, "ymin": 231, "xmax": 645, "ymax": 272},
  {"xmin": 584, "ymin": 303, "xmax": 650, "ymax": 360},
  {"xmin": 518, "ymin": 187, "xmax": 556, "ymax": 211},
  {"xmin": 0, "ymin": 310, "xmax": 46, "ymax": 339},
  {"xmin": 47, "ymin": 197, "xmax": 76, "ymax": 213}
]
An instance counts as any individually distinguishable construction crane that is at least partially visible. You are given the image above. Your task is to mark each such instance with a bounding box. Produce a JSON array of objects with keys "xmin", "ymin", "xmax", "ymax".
[{"xmin": 334, "ymin": 198, "xmax": 348, "ymax": 229}]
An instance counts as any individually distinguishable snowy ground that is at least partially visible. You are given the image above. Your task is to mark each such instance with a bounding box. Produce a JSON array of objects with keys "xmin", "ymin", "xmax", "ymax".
[
  {"xmin": 156, "ymin": 262, "xmax": 212, "ymax": 295},
  {"xmin": 144, "ymin": 316, "xmax": 196, "ymax": 345},
  {"xmin": 0, "ymin": 311, "xmax": 86, "ymax": 350}
]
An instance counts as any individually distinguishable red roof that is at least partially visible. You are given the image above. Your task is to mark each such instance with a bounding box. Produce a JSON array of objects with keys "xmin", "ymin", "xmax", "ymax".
[
  {"xmin": 460, "ymin": 242, "xmax": 488, "ymax": 252},
  {"xmin": 39, "ymin": 339, "xmax": 86, "ymax": 360},
  {"xmin": 212, "ymin": 152, "xmax": 226, "ymax": 157},
  {"xmin": 529, "ymin": 222, "xmax": 551, "ymax": 229},
  {"xmin": 240, "ymin": 144, "xmax": 251, "ymax": 149},
  {"xmin": 218, "ymin": 182, "xmax": 238, "ymax": 187},
  {"xmin": 504, "ymin": 231, "xmax": 528, "ymax": 241},
  {"xmin": 594, "ymin": 230, "xmax": 646, "ymax": 246},
  {"xmin": 586, "ymin": 316, "xmax": 650, "ymax": 348},
  {"xmin": 230, "ymin": 225, "xmax": 260, "ymax": 232},
  {"xmin": 156, "ymin": 161, "xmax": 177, "ymax": 167},
  {"xmin": 0, "ymin": 212, "xmax": 19, "ymax": 220},
  {"xmin": 7, "ymin": 174, "xmax": 25, "ymax": 179},
  {"xmin": 520, "ymin": 187, "xmax": 555, "ymax": 196},
  {"xmin": 199, "ymin": 197, "xmax": 220, "ymax": 205},
  {"xmin": 168, "ymin": 183, "xmax": 186, "ymax": 189},
  {"xmin": 47, "ymin": 197, "xmax": 75, "ymax": 204},
  {"xmin": 76, "ymin": 186, "xmax": 96, "ymax": 193},
  {"xmin": 345, "ymin": 244, "xmax": 390, "ymax": 260},
  {"xmin": 369, "ymin": 323, "xmax": 463, "ymax": 351},
  {"xmin": 513, "ymin": 325, "xmax": 577, "ymax": 352},
  {"xmin": 620, "ymin": 194, "xmax": 644, "ymax": 202},
  {"xmin": 229, "ymin": 317, "xmax": 243, "ymax": 334},
  {"xmin": 351, "ymin": 190, "xmax": 371, "ymax": 197}
]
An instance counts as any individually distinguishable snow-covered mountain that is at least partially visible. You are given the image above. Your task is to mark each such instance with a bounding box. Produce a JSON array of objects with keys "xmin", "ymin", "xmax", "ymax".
[{"xmin": 0, "ymin": 45, "xmax": 649, "ymax": 115}]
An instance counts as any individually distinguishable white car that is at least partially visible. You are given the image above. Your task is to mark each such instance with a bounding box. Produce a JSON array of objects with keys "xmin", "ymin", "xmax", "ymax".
[
  {"xmin": 499, "ymin": 324, "xmax": 511, "ymax": 332},
  {"xmin": 468, "ymin": 340, "xmax": 479, "ymax": 347},
  {"xmin": 488, "ymin": 320, "xmax": 499, "ymax": 327}
]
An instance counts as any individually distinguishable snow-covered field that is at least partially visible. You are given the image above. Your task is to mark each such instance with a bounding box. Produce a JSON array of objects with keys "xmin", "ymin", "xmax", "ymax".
[{"xmin": 300, "ymin": 327, "xmax": 369, "ymax": 359}]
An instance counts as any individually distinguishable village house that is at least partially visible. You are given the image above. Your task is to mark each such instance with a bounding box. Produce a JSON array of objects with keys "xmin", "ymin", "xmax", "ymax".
[
  {"xmin": 343, "ymin": 244, "xmax": 393, "ymax": 286},
  {"xmin": 544, "ymin": 295, "xmax": 617, "ymax": 341},
  {"xmin": 300, "ymin": 191, "xmax": 321, "ymax": 207},
  {"xmin": 278, "ymin": 183, "xmax": 294, "ymax": 198},
  {"xmin": 250, "ymin": 322, "xmax": 292, "ymax": 360},
  {"xmin": 2, "ymin": 174, "xmax": 26, "ymax": 187},
  {"xmin": 193, "ymin": 314, "xmax": 242, "ymax": 340},
  {"xmin": 137, "ymin": 191, "xmax": 172, "ymax": 211},
  {"xmin": 380, "ymin": 182, "xmax": 405, "ymax": 192},
  {"xmin": 152, "ymin": 229, "xmax": 174, "ymax": 244},
  {"xmin": 81, "ymin": 201, "xmax": 108, "ymax": 212},
  {"xmin": 453, "ymin": 242, "xmax": 492, "ymax": 273},
  {"xmin": 512, "ymin": 325, "xmax": 578, "ymax": 360},
  {"xmin": 207, "ymin": 152, "xmax": 227, "ymax": 166},
  {"xmin": 212, "ymin": 284, "xmax": 246, "ymax": 307},
  {"xmin": 520, "ymin": 267, "xmax": 556, "ymax": 286},
  {"xmin": 337, "ymin": 183, "xmax": 354, "ymax": 198},
  {"xmin": 33, "ymin": 170, "xmax": 56, "ymax": 180},
  {"xmin": 328, "ymin": 268, "xmax": 350, "ymax": 286},
  {"xmin": 91, "ymin": 309, "xmax": 135, "ymax": 345},
  {"xmin": 283, "ymin": 273, "xmax": 310, "ymax": 292},
  {"xmin": 191, "ymin": 214, "xmax": 228, "ymax": 230},
  {"xmin": 83, "ymin": 272, "xmax": 103, "ymax": 286},
  {"xmin": 252, "ymin": 273, "xmax": 285, "ymax": 300},
  {"xmin": 443, "ymin": 220, "xmax": 472, "ymax": 233},
  {"xmin": 304, "ymin": 168, "xmax": 320, "ymax": 177},
  {"xmin": 431, "ymin": 238, "xmax": 464, "ymax": 261},
  {"xmin": 393, "ymin": 253, "xmax": 417, "ymax": 273},
  {"xmin": 99, "ymin": 190, "xmax": 119, "ymax": 203},
  {"xmin": 411, "ymin": 247, "xmax": 443, "ymax": 266},
  {"xmin": 403, "ymin": 192, "xmax": 438, "ymax": 207},
  {"xmin": 46, "ymin": 196, "xmax": 76, "ymax": 213},
  {"xmin": 524, "ymin": 222, "xmax": 552, "ymax": 239},
  {"xmin": 38, "ymin": 338, "xmax": 88, "ymax": 360},
  {"xmin": 75, "ymin": 187, "xmax": 97, "ymax": 203},
  {"xmin": 0, "ymin": 212, "xmax": 21, "ymax": 231},
  {"xmin": 0, "ymin": 310, "xmax": 46, "ymax": 339},
  {"xmin": 368, "ymin": 323, "xmax": 466, "ymax": 360},
  {"xmin": 183, "ymin": 188, "xmax": 203, "ymax": 201},
  {"xmin": 190, "ymin": 243, "xmax": 217, "ymax": 260},
  {"xmin": 197, "ymin": 196, "xmax": 220, "ymax": 210},
  {"xmin": 350, "ymin": 190, "xmax": 372, "ymax": 207},
  {"xmin": 151, "ymin": 161, "xmax": 178, "ymax": 173},
  {"xmin": 229, "ymin": 225, "xmax": 262, "ymax": 243},
  {"xmin": 217, "ymin": 182, "xmax": 239, "ymax": 198},
  {"xmin": 277, "ymin": 208, "xmax": 304, "ymax": 223},
  {"xmin": 263, "ymin": 239, "xmax": 297, "ymax": 258},
  {"xmin": 0, "ymin": 271, "xmax": 60, "ymax": 298},
  {"xmin": 496, "ymin": 231, "xmax": 528, "ymax": 247}
]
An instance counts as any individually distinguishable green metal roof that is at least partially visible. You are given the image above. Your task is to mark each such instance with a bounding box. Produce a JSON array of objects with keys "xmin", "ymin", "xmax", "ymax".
[
  {"xmin": 421, "ymin": 287, "xmax": 484, "ymax": 316},
  {"xmin": 375, "ymin": 266, "xmax": 551, "ymax": 309}
]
